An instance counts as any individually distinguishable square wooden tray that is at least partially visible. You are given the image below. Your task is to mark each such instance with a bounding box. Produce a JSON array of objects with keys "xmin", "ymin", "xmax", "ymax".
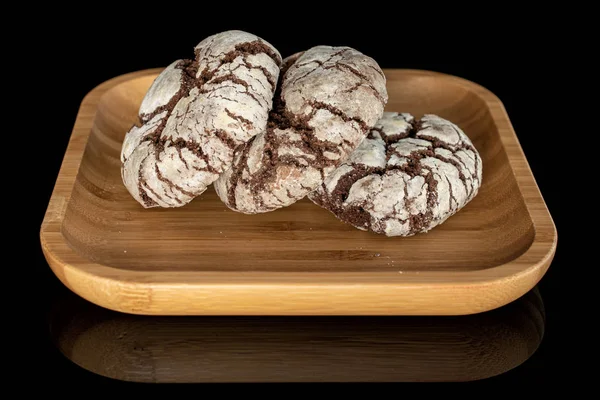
[{"xmin": 40, "ymin": 68, "xmax": 556, "ymax": 316}]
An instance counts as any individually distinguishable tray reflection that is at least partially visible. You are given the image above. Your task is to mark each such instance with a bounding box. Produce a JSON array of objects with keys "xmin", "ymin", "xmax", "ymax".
[{"xmin": 48, "ymin": 288, "xmax": 544, "ymax": 382}]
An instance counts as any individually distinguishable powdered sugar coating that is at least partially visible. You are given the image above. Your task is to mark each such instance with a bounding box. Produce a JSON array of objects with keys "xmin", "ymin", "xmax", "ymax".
[
  {"xmin": 138, "ymin": 61, "xmax": 183, "ymax": 118},
  {"xmin": 214, "ymin": 47, "xmax": 388, "ymax": 214},
  {"xmin": 308, "ymin": 112, "xmax": 483, "ymax": 236},
  {"xmin": 121, "ymin": 30, "xmax": 282, "ymax": 208}
]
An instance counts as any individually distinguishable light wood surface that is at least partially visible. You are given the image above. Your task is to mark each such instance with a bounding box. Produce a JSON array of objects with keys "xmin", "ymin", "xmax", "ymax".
[
  {"xmin": 40, "ymin": 68, "xmax": 557, "ymax": 315},
  {"xmin": 49, "ymin": 286, "xmax": 544, "ymax": 382}
]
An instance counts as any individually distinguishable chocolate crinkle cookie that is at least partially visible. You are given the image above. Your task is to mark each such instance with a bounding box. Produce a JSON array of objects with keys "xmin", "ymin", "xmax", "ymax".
[
  {"xmin": 308, "ymin": 112, "xmax": 483, "ymax": 236},
  {"xmin": 121, "ymin": 30, "xmax": 282, "ymax": 208},
  {"xmin": 214, "ymin": 46, "xmax": 388, "ymax": 214}
]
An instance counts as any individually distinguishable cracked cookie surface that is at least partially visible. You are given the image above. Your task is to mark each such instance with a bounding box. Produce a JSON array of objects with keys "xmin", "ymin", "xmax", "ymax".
[
  {"xmin": 308, "ymin": 112, "xmax": 483, "ymax": 236},
  {"xmin": 121, "ymin": 30, "xmax": 282, "ymax": 208},
  {"xmin": 214, "ymin": 46, "xmax": 388, "ymax": 214}
]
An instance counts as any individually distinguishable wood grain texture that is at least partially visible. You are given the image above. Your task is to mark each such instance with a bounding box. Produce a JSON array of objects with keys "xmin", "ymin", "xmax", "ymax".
[
  {"xmin": 49, "ymin": 286, "xmax": 545, "ymax": 382},
  {"xmin": 39, "ymin": 69, "xmax": 557, "ymax": 315}
]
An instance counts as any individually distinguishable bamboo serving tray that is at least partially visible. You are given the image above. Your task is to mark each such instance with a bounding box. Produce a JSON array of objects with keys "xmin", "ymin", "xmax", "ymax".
[{"xmin": 40, "ymin": 68, "xmax": 557, "ymax": 316}]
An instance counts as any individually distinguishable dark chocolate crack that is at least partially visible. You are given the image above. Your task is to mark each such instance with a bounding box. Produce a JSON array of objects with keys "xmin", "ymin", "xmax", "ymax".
[
  {"xmin": 232, "ymin": 41, "xmax": 282, "ymax": 65},
  {"xmin": 201, "ymin": 73, "xmax": 264, "ymax": 106},
  {"xmin": 141, "ymin": 59, "xmax": 198, "ymax": 123},
  {"xmin": 383, "ymin": 118, "xmax": 471, "ymax": 189},
  {"xmin": 138, "ymin": 181, "xmax": 158, "ymax": 207},
  {"xmin": 154, "ymin": 164, "xmax": 196, "ymax": 197},
  {"xmin": 168, "ymin": 138, "xmax": 219, "ymax": 174},
  {"xmin": 368, "ymin": 64, "xmax": 386, "ymax": 79},
  {"xmin": 137, "ymin": 154, "xmax": 158, "ymax": 207},
  {"xmin": 331, "ymin": 165, "xmax": 380, "ymax": 206},
  {"xmin": 196, "ymin": 40, "xmax": 281, "ymax": 84},
  {"xmin": 212, "ymin": 128, "xmax": 239, "ymax": 150},
  {"xmin": 370, "ymin": 120, "xmax": 413, "ymax": 144},
  {"xmin": 224, "ymin": 108, "xmax": 253, "ymax": 129},
  {"xmin": 285, "ymin": 49, "xmax": 349, "ymax": 85},
  {"xmin": 323, "ymin": 63, "xmax": 386, "ymax": 106},
  {"xmin": 445, "ymin": 175, "xmax": 459, "ymax": 210},
  {"xmin": 308, "ymin": 100, "xmax": 369, "ymax": 133},
  {"xmin": 226, "ymin": 136, "xmax": 254, "ymax": 209}
]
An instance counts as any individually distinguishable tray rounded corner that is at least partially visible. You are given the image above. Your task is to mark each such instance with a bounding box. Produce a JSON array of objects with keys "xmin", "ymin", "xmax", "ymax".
[
  {"xmin": 40, "ymin": 230, "xmax": 157, "ymax": 316},
  {"xmin": 470, "ymin": 228, "xmax": 556, "ymax": 315}
]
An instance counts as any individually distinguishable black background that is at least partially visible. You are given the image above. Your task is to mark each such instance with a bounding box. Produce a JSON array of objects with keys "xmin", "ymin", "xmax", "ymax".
[{"xmin": 29, "ymin": 11, "xmax": 563, "ymax": 387}]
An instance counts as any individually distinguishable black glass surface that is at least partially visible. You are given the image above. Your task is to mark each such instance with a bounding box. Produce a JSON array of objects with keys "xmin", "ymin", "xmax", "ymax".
[
  {"xmin": 31, "ymin": 15, "xmax": 562, "ymax": 386},
  {"xmin": 47, "ymin": 285, "xmax": 544, "ymax": 383}
]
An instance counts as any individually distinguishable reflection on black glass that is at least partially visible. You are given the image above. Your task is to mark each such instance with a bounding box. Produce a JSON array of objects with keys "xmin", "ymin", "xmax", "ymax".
[{"xmin": 48, "ymin": 287, "xmax": 544, "ymax": 382}]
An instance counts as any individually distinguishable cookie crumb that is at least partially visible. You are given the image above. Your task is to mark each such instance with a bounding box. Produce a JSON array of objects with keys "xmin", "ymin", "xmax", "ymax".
[
  {"xmin": 375, "ymin": 253, "xmax": 381, "ymax": 257},
  {"xmin": 124, "ymin": 250, "xmax": 127, "ymax": 253}
]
